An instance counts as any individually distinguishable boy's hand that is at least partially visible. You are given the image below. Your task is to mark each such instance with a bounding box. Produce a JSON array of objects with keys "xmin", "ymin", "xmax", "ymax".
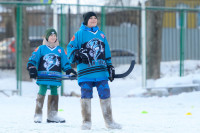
[
  {"xmin": 107, "ymin": 65, "xmax": 115, "ymax": 82},
  {"xmin": 28, "ymin": 66, "xmax": 37, "ymax": 79},
  {"xmin": 66, "ymin": 69, "xmax": 77, "ymax": 76}
]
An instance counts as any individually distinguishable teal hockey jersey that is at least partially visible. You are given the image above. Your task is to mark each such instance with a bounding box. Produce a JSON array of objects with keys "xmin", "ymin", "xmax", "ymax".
[
  {"xmin": 27, "ymin": 45, "xmax": 71, "ymax": 86},
  {"xmin": 67, "ymin": 23, "xmax": 112, "ymax": 83}
]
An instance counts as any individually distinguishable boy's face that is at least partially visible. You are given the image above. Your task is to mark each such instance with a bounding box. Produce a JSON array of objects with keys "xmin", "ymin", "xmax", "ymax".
[
  {"xmin": 48, "ymin": 34, "xmax": 57, "ymax": 43},
  {"xmin": 87, "ymin": 16, "xmax": 97, "ymax": 28}
]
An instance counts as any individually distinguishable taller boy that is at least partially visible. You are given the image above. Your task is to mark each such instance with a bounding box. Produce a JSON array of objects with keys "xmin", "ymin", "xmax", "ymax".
[{"xmin": 67, "ymin": 12, "xmax": 121, "ymax": 129}]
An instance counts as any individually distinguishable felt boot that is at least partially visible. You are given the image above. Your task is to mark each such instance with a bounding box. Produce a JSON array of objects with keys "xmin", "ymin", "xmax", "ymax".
[
  {"xmin": 100, "ymin": 98, "xmax": 121, "ymax": 129},
  {"xmin": 81, "ymin": 99, "xmax": 91, "ymax": 130},
  {"xmin": 47, "ymin": 95, "xmax": 65, "ymax": 123},
  {"xmin": 34, "ymin": 94, "xmax": 45, "ymax": 123}
]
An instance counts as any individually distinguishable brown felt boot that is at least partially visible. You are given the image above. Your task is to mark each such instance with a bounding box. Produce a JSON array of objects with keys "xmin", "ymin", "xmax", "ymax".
[
  {"xmin": 100, "ymin": 98, "xmax": 121, "ymax": 129},
  {"xmin": 47, "ymin": 95, "xmax": 65, "ymax": 123},
  {"xmin": 34, "ymin": 94, "xmax": 45, "ymax": 123},
  {"xmin": 81, "ymin": 99, "xmax": 91, "ymax": 130}
]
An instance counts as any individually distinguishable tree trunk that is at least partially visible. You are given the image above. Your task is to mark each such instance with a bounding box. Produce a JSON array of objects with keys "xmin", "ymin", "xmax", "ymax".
[
  {"xmin": 13, "ymin": 5, "xmax": 31, "ymax": 81},
  {"xmin": 137, "ymin": 2, "xmax": 142, "ymax": 64},
  {"xmin": 5, "ymin": 17, "xmax": 14, "ymax": 38},
  {"xmin": 21, "ymin": 7, "xmax": 31, "ymax": 81},
  {"xmin": 146, "ymin": 0, "xmax": 165, "ymax": 79}
]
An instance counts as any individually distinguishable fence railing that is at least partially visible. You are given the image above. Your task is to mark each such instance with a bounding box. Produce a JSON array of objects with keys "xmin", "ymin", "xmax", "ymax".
[
  {"xmin": 0, "ymin": 2, "xmax": 199, "ymax": 95},
  {"xmin": 0, "ymin": 3, "xmax": 199, "ymax": 67}
]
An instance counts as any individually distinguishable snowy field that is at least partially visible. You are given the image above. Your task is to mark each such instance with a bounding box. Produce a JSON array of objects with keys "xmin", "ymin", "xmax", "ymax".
[{"xmin": 0, "ymin": 60, "xmax": 200, "ymax": 133}]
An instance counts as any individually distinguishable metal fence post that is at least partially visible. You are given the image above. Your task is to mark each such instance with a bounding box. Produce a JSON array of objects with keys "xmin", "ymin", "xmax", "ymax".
[
  {"xmin": 16, "ymin": 4, "xmax": 22, "ymax": 96},
  {"xmin": 101, "ymin": 6, "xmax": 105, "ymax": 32},
  {"xmin": 141, "ymin": 2, "xmax": 146, "ymax": 88},
  {"xmin": 180, "ymin": 9, "xmax": 185, "ymax": 77},
  {"xmin": 60, "ymin": 4, "xmax": 67, "ymax": 96}
]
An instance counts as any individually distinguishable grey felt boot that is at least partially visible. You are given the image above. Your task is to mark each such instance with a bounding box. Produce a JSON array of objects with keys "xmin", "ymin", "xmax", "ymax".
[
  {"xmin": 34, "ymin": 94, "xmax": 45, "ymax": 123},
  {"xmin": 47, "ymin": 95, "xmax": 65, "ymax": 123},
  {"xmin": 81, "ymin": 99, "xmax": 91, "ymax": 130},
  {"xmin": 100, "ymin": 98, "xmax": 121, "ymax": 129}
]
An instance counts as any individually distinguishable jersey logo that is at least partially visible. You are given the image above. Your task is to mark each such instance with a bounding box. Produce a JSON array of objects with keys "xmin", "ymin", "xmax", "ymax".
[
  {"xmin": 58, "ymin": 49, "xmax": 61, "ymax": 53},
  {"xmin": 64, "ymin": 50, "xmax": 67, "ymax": 55},
  {"xmin": 86, "ymin": 38, "xmax": 104, "ymax": 62},
  {"xmin": 34, "ymin": 47, "xmax": 39, "ymax": 52},
  {"xmin": 43, "ymin": 53, "xmax": 60, "ymax": 71},
  {"xmin": 71, "ymin": 35, "xmax": 75, "ymax": 41},
  {"xmin": 100, "ymin": 33, "xmax": 105, "ymax": 38}
]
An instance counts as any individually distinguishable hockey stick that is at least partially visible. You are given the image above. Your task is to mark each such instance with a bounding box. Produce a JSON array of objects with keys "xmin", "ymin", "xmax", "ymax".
[
  {"xmin": 114, "ymin": 60, "xmax": 135, "ymax": 78},
  {"xmin": 37, "ymin": 60, "xmax": 135, "ymax": 80},
  {"xmin": 37, "ymin": 74, "xmax": 77, "ymax": 80}
]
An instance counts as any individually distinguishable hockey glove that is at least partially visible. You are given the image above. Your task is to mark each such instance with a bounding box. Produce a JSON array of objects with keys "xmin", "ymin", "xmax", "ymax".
[
  {"xmin": 79, "ymin": 48, "xmax": 90, "ymax": 64},
  {"xmin": 107, "ymin": 65, "xmax": 115, "ymax": 82},
  {"xmin": 28, "ymin": 66, "xmax": 37, "ymax": 79},
  {"xmin": 74, "ymin": 48, "xmax": 89, "ymax": 64},
  {"xmin": 66, "ymin": 69, "xmax": 77, "ymax": 76}
]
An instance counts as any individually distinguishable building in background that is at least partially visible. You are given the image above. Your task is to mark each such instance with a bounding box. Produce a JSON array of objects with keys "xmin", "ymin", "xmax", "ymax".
[{"xmin": 163, "ymin": 0, "xmax": 200, "ymax": 28}]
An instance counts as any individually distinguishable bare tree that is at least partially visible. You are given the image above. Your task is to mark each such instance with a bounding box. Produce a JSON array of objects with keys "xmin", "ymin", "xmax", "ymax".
[
  {"xmin": 5, "ymin": 17, "xmax": 14, "ymax": 38},
  {"xmin": 21, "ymin": 7, "xmax": 31, "ymax": 81},
  {"xmin": 12, "ymin": 1, "xmax": 29, "ymax": 81},
  {"xmin": 146, "ymin": 0, "xmax": 165, "ymax": 79},
  {"xmin": 12, "ymin": 0, "xmax": 38, "ymax": 81}
]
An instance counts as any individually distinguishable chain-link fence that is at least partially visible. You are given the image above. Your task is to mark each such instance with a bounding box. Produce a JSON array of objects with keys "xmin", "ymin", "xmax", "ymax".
[
  {"xmin": 0, "ymin": 3, "xmax": 200, "ymax": 69},
  {"xmin": 0, "ymin": 2, "xmax": 200, "ymax": 94}
]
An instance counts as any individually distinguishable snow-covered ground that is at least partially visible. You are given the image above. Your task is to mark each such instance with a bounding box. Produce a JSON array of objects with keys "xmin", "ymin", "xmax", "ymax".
[{"xmin": 0, "ymin": 60, "xmax": 200, "ymax": 133}]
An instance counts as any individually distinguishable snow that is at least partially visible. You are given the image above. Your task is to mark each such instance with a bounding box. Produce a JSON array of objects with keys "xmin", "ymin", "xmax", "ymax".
[{"xmin": 0, "ymin": 60, "xmax": 200, "ymax": 133}]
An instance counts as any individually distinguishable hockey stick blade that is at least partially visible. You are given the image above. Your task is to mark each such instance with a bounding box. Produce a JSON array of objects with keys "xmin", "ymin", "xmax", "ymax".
[{"xmin": 114, "ymin": 60, "xmax": 135, "ymax": 78}]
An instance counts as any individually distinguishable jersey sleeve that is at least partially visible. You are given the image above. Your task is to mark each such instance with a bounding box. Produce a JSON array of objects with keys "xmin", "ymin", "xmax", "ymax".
[
  {"xmin": 61, "ymin": 48, "xmax": 72, "ymax": 72},
  {"xmin": 27, "ymin": 46, "xmax": 41, "ymax": 69},
  {"xmin": 67, "ymin": 33, "xmax": 80, "ymax": 64},
  {"xmin": 104, "ymin": 36, "xmax": 112, "ymax": 66}
]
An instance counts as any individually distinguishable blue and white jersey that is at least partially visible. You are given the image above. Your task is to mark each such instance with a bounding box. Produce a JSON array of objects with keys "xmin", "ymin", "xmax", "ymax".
[
  {"xmin": 67, "ymin": 23, "xmax": 112, "ymax": 83},
  {"xmin": 27, "ymin": 45, "xmax": 71, "ymax": 86}
]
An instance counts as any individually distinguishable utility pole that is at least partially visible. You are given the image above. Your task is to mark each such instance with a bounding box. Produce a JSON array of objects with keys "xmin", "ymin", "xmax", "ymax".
[
  {"xmin": 141, "ymin": 1, "xmax": 146, "ymax": 88},
  {"xmin": 53, "ymin": 0, "xmax": 58, "ymax": 31}
]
